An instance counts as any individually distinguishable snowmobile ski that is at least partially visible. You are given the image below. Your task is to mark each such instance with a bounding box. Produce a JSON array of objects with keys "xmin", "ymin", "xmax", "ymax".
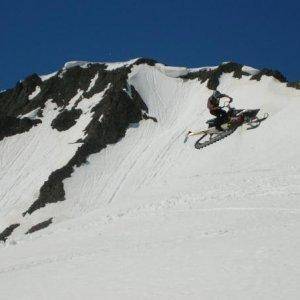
[{"xmin": 246, "ymin": 113, "xmax": 269, "ymax": 130}]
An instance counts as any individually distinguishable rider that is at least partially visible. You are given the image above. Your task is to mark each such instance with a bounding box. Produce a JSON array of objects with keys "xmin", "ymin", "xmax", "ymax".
[{"xmin": 207, "ymin": 90, "xmax": 233, "ymax": 131}]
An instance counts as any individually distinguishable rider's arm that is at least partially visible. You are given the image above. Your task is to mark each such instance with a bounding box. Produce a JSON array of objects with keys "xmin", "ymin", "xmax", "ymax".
[{"xmin": 207, "ymin": 99, "xmax": 219, "ymax": 111}]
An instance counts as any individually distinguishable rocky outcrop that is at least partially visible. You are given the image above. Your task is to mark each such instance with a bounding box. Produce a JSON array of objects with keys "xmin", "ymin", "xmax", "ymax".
[
  {"xmin": 51, "ymin": 108, "xmax": 82, "ymax": 131},
  {"xmin": 287, "ymin": 81, "xmax": 300, "ymax": 89},
  {"xmin": 0, "ymin": 116, "xmax": 41, "ymax": 141},
  {"xmin": 18, "ymin": 63, "xmax": 149, "ymax": 215},
  {"xmin": 0, "ymin": 74, "xmax": 42, "ymax": 117},
  {"xmin": 250, "ymin": 68, "xmax": 287, "ymax": 83},
  {"xmin": 25, "ymin": 218, "xmax": 53, "ymax": 234},
  {"xmin": 0, "ymin": 224, "xmax": 20, "ymax": 242},
  {"xmin": 182, "ymin": 62, "xmax": 250, "ymax": 90}
]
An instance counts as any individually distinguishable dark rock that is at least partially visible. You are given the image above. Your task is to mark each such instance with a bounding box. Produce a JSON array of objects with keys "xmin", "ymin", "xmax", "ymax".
[
  {"xmin": 37, "ymin": 108, "xmax": 43, "ymax": 117},
  {"xmin": 0, "ymin": 74, "xmax": 42, "ymax": 117},
  {"xmin": 23, "ymin": 68, "xmax": 149, "ymax": 215},
  {"xmin": 143, "ymin": 113, "xmax": 158, "ymax": 122},
  {"xmin": 0, "ymin": 224, "xmax": 20, "ymax": 242},
  {"xmin": 134, "ymin": 58, "xmax": 157, "ymax": 66},
  {"xmin": 22, "ymin": 73, "xmax": 42, "ymax": 94},
  {"xmin": 25, "ymin": 218, "xmax": 53, "ymax": 234},
  {"xmin": 287, "ymin": 81, "xmax": 300, "ymax": 89},
  {"xmin": 0, "ymin": 116, "xmax": 41, "ymax": 141},
  {"xmin": 51, "ymin": 108, "xmax": 82, "ymax": 131},
  {"xmin": 251, "ymin": 68, "xmax": 287, "ymax": 83},
  {"xmin": 131, "ymin": 85, "xmax": 148, "ymax": 113},
  {"xmin": 24, "ymin": 167, "xmax": 71, "ymax": 215},
  {"xmin": 182, "ymin": 62, "xmax": 250, "ymax": 90},
  {"xmin": 181, "ymin": 69, "xmax": 213, "ymax": 82}
]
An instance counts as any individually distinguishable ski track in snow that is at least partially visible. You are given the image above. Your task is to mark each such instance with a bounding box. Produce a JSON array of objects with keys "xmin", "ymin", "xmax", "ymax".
[{"xmin": 0, "ymin": 62, "xmax": 300, "ymax": 299}]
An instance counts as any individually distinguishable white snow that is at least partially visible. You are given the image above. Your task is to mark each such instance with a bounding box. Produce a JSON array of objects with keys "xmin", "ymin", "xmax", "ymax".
[
  {"xmin": 86, "ymin": 73, "xmax": 99, "ymax": 92},
  {"xmin": 76, "ymin": 84, "xmax": 110, "ymax": 112},
  {"xmin": 0, "ymin": 61, "xmax": 300, "ymax": 299},
  {"xmin": 63, "ymin": 61, "xmax": 89, "ymax": 69},
  {"xmin": 105, "ymin": 58, "xmax": 139, "ymax": 70},
  {"xmin": 155, "ymin": 63, "xmax": 189, "ymax": 77},
  {"xmin": 188, "ymin": 65, "xmax": 218, "ymax": 72},
  {"xmin": 21, "ymin": 108, "xmax": 40, "ymax": 119},
  {"xmin": 28, "ymin": 86, "xmax": 41, "ymax": 100},
  {"xmin": 39, "ymin": 71, "xmax": 57, "ymax": 81},
  {"xmin": 154, "ymin": 63, "xmax": 220, "ymax": 77},
  {"xmin": 242, "ymin": 65, "xmax": 260, "ymax": 75},
  {"xmin": 66, "ymin": 89, "xmax": 84, "ymax": 110},
  {"xmin": 62, "ymin": 58, "xmax": 140, "ymax": 72}
]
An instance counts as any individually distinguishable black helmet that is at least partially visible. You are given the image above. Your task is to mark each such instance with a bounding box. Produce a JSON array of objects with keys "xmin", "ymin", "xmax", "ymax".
[{"xmin": 212, "ymin": 90, "xmax": 221, "ymax": 99}]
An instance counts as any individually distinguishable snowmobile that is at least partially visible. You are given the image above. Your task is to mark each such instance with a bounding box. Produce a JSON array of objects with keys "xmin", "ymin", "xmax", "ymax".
[{"xmin": 185, "ymin": 101, "xmax": 268, "ymax": 149}]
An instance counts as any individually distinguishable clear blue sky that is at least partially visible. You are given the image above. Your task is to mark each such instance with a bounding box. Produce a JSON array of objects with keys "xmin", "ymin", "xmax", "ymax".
[{"xmin": 1, "ymin": 0, "xmax": 299, "ymax": 89}]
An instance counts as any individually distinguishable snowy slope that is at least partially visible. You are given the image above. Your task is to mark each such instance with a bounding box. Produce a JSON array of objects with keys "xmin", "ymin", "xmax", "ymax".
[{"xmin": 0, "ymin": 59, "xmax": 299, "ymax": 299}]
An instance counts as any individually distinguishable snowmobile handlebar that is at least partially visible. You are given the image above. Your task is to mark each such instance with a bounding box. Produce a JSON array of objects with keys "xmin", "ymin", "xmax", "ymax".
[{"xmin": 220, "ymin": 99, "xmax": 233, "ymax": 108}]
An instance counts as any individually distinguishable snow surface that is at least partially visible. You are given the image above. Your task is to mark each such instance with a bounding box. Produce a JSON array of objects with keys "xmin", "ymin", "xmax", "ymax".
[
  {"xmin": 0, "ymin": 61, "xmax": 300, "ymax": 299},
  {"xmin": 39, "ymin": 71, "xmax": 58, "ymax": 81},
  {"xmin": 62, "ymin": 58, "xmax": 140, "ymax": 71},
  {"xmin": 105, "ymin": 58, "xmax": 139, "ymax": 70},
  {"xmin": 242, "ymin": 65, "xmax": 260, "ymax": 75},
  {"xmin": 155, "ymin": 63, "xmax": 189, "ymax": 77},
  {"xmin": 86, "ymin": 73, "xmax": 99, "ymax": 92},
  {"xmin": 64, "ymin": 61, "xmax": 89, "ymax": 69},
  {"xmin": 188, "ymin": 66, "xmax": 218, "ymax": 72},
  {"xmin": 28, "ymin": 86, "xmax": 41, "ymax": 100}
]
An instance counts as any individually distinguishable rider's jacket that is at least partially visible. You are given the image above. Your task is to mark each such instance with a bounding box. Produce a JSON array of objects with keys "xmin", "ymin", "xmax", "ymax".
[{"xmin": 207, "ymin": 92, "xmax": 227, "ymax": 111}]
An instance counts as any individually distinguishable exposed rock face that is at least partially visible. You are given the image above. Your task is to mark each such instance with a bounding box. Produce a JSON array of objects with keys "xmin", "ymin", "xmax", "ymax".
[
  {"xmin": 250, "ymin": 68, "xmax": 287, "ymax": 83},
  {"xmin": 0, "ymin": 116, "xmax": 41, "ymax": 141},
  {"xmin": 0, "ymin": 224, "xmax": 20, "ymax": 242},
  {"xmin": 287, "ymin": 81, "xmax": 300, "ymax": 89},
  {"xmin": 135, "ymin": 58, "xmax": 157, "ymax": 66},
  {"xmin": 24, "ymin": 84, "xmax": 147, "ymax": 215},
  {"xmin": 51, "ymin": 109, "xmax": 82, "ymax": 131},
  {"xmin": 182, "ymin": 62, "xmax": 250, "ymax": 90},
  {"xmin": 13, "ymin": 64, "xmax": 151, "ymax": 216},
  {"xmin": 181, "ymin": 62, "xmax": 298, "ymax": 90},
  {"xmin": 0, "ymin": 74, "xmax": 42, "ymax": 116},
  {"xmin": 25, "ymin": 218, "xmax": 53, "ymax": 234}
]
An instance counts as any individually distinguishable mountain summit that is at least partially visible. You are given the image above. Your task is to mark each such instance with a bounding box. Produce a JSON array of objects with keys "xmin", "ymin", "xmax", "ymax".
[{"xmin": 0, "ymin": 58, "xmax": 299, "ymax": 299}]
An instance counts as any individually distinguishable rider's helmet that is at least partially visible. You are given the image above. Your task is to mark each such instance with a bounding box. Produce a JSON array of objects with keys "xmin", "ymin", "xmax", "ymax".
[{"xmin": 212, "ymin": 90, "xmax": 221, "ymax": 99}]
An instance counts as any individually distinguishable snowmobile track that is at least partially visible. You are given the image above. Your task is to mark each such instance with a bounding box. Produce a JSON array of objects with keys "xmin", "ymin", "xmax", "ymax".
[{"xmin": 194, "ymin": 128, "xmax": 237, "ymax": 149}]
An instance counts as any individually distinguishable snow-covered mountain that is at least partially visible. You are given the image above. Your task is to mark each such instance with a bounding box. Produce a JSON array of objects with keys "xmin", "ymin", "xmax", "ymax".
[{"xmin": 0, "ymin": 58, "xmax": 299, "ymax": 299}]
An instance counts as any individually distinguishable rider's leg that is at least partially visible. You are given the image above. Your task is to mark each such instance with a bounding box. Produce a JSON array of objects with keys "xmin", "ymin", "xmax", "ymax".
[{"xmin": 213, "ymin": 109, "xmax": 228, "ymax": 131}]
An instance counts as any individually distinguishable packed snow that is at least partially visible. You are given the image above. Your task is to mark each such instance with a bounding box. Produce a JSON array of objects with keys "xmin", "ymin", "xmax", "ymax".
[{"xmin": 0, "ymin": 61, "xmax": 300, "ymax": 299}]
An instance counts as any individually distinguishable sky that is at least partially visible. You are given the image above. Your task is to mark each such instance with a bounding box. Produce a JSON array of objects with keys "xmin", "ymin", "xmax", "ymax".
[{"xmin": 1, "ymin": 0, "xmax": 299, "ymax": 90}]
